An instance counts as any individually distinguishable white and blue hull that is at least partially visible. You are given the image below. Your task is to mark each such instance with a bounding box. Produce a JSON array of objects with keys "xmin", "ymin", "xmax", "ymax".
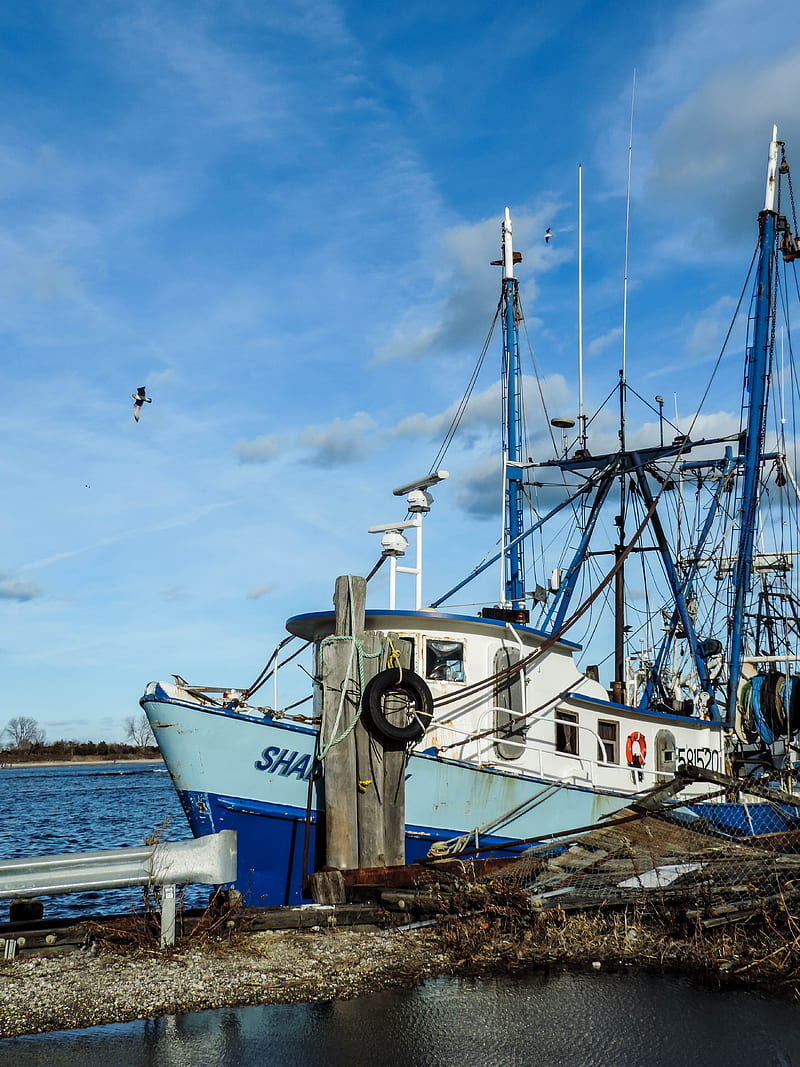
[
  {"xmin": 140, "ymin": 607, "xmax": 763, "ymax": 905},
  {"xmin": 142, "ymin": 621, "xmax": 756, "ymax": 907},
  {"xmin": 142, "ymin": 683, "xmax": 635, "ymax": 906}
]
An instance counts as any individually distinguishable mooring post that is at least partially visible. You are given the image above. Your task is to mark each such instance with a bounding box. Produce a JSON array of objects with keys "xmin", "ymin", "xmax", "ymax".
[{"xmin": 319, "ymin": 575, "xmax": 366, "ymax": 872}]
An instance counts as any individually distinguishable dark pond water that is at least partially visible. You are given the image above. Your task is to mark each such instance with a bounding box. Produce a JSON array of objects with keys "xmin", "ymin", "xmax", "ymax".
[{"xmin": 3, "ymin": 970, "xmax": 800, "ymax": 1066}]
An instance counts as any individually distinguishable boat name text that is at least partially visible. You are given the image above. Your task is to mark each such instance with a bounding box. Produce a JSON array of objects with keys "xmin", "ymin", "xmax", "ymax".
[{"xmin": 254, "ymin": 746, "xmax": 314, "ymax": 780}]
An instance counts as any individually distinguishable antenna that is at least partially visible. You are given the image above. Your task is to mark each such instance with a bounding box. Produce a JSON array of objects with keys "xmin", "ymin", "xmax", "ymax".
[
  {"xmin": 622, "ymin": 69, "xmax": 636, "ymax": 382},
  {"xmin": 615, "ymin": 69, "xmax": 636, "ymax": 692},
  {"xmin": 578, "ymin": 164, "xmax": 586, "ymax": 451}
]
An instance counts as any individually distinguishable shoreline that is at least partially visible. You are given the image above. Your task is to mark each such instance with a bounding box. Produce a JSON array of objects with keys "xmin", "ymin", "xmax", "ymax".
[
  {"xmin": 1, "ymin": 905, "xmax": 795, "ymax": 1039},
  {"xmin": 0, "ymin": 758, "xmax": 164, "ymax": 769},
  {"xmin": 0, "ymin": 927, "xmax": 444, "ymax": 1038}
]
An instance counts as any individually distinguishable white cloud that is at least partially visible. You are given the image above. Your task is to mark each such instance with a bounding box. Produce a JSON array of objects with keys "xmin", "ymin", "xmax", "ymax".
[
  {"xmin": 301, "ymin": 412, "xmax": 378, "ymax": 467},
  {"xmin": 236, "ymin": 434, "xmax": 282, "ymax": 464},
  {"xmin": 587, "ymin": 326, "xmax": 623, "ymax": 358},
  {"xmin": 375, "ymin": 207, "xmax": 567, "ymax": 364}
]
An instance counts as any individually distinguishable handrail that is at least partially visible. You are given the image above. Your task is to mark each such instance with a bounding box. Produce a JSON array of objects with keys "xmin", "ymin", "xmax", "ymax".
[
  {"xmin": 0, "ymin": 830, "xmax": 237, "ymax": 950},
  {"xmin": 438, "ymin": 705, "xmax": 659, "ymax": 790}
]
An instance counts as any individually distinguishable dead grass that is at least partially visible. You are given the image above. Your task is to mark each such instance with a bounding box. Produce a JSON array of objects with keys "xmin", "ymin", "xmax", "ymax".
[{"xmin": 431, "ymin": 878, "xmax": 800, "ymax": 996}]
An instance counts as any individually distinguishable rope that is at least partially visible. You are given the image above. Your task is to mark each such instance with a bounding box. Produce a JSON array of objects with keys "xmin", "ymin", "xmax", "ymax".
[
  {"xmin": 386, "ymin": 635, "xmax": 403, "ymax": 682},
  {"xmin": 317, "ymin": 626, "xmax": 383, "ymax": 760}
]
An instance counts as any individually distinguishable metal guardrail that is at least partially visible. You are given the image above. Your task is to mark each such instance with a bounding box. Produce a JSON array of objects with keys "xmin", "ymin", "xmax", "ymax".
[{"xmin": 0, "ymin": 830, "xmax": 237, "ymax": 951}]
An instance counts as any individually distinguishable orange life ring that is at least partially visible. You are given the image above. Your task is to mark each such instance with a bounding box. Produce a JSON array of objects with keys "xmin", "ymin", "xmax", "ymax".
[{"xmin": 625, "ymin": 731, "xmax": 647, "ymax": 768}]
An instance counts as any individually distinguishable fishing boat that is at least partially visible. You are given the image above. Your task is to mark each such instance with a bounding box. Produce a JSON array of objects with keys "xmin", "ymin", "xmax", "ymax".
[{"xmin": 142, "ymin": 127, "xmax": 800, "ymax": 906}]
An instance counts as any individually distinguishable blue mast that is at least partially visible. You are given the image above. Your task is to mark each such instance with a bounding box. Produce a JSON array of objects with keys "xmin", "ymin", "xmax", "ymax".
[
  {"xmin": 501, "ymin": 209, "xmax": 526, "ymax": 610},
  {"xmin": 726, "ymin": 128, "xmax": 780, "ymax": 725}
]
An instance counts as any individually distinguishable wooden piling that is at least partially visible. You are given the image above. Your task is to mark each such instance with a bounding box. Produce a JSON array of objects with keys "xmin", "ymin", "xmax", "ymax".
[
  {"xmin": 318, "ymin": 579, "xmax": 412, "ymax": 893},
  {"xmin": 319, "ymin": 575, "xmax": 366, "ymax": 872}
]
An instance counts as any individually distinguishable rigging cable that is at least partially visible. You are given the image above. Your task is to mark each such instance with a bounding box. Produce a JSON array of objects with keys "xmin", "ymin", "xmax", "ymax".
[{"xmin": 428, "ymin": 301, "xmax": 501, "ymax": 474}]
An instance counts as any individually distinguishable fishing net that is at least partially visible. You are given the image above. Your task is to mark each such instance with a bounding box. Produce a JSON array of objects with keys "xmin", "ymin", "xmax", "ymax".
[{"xmin": 484, "ymin": 770, "xmax": 800, "ymax": 928}]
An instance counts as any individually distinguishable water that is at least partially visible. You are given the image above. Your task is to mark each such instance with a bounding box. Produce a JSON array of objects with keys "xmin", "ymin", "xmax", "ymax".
[
  {"xmin": 0, "ymin": 762, "xmax": 197, "ymax": 918},
  {"xmin": 4, "ymin": 764, "xmax": 800, "ymax": 1064},
  {"xmin": 3, "ymin": 971, "xmax": 800, "ymax": 1066}
]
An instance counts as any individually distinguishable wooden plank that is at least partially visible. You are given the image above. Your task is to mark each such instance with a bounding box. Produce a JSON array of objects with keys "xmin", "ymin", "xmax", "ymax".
[
  {"xmin": 356, "ymin": 631, "xmax": 386, "ymax": 869},
  {"xmin": 308, "ymin": 869, "xmax": 347, "ymax": 905},
  {"xmin": 241, "ymin": 904, "xmax": 385, "ymax": 930},
  {"xmin": 683, "ymin": 763, "xmax": 800, "ymax": 807},
  {"xmin": 383, "ymin": 632, "xmax": 410, "ymax": 866}
]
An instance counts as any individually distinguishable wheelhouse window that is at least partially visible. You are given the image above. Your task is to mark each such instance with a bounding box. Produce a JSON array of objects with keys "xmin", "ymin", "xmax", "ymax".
[
  {"xmin": 555, "ymin": 710, "xmax": 579, "ymax": 755},
  {"xmin": 597, "ymin": 720, "xmax": 619, "ymax": 763},
  {"xmin": 426, "ymin": 640, "xmax": 464, "ymax": 682}
]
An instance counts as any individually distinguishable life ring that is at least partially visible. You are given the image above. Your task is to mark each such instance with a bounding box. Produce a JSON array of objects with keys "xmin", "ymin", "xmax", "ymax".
[
  {"xmin": 362, "ymin": 668, "xmax": 433, "ymax": 745},
  {"xmin": 625, "ymin": 731, "xmax": 647, "ymax": 768}
]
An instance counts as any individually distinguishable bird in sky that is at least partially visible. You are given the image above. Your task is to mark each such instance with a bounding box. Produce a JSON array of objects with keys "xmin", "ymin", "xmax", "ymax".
[
  {"xmin": 544, "ymin": 228, "xmax": 552, "ymax": 244},
  {"xmin": 131, "ymin": 387, "xmax": 152, "ymax": 422}
]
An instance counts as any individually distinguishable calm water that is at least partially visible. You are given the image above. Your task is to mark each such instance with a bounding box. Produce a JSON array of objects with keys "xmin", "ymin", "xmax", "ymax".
[
  {"xmin": 3, "ymin": 765, "xmax": 800, "ymax": 1064},
  {"xmin": 4, "ymin": 971, "xmax": 800, "ymax": 1066},
  {"xmin": 0, "ymin": 762, "xmax": 197, "ymax": 918}
]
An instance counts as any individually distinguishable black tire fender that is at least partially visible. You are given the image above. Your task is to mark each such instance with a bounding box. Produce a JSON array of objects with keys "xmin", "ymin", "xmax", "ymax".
[{"xmin": 362, "ymin": 668, "xmax": 433, "ymax": 744}]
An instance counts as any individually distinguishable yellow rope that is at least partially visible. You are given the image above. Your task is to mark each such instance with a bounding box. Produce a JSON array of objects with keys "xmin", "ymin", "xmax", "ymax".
[{"xmin": 386, "ymin": 635, "xmax": 403, "ymax": 682}]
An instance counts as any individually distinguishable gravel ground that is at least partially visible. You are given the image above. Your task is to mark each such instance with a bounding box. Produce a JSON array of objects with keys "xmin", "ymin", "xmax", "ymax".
[{"xmin": 0, "ymin": 928, "xmax": 449, "ymax": 1038}]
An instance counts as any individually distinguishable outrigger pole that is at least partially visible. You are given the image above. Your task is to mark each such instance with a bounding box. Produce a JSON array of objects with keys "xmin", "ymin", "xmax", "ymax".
[{"xmin": 727, "ymin": 125, "xmax": 780, "ymax": 725}]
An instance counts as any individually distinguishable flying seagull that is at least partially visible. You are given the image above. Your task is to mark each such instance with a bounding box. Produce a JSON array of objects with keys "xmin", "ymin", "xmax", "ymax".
[
  {"xmin": 544, "ymin": 228, "xmax": 552, "ymax": 244},
  {"xmin": 132, "ymin": 386, "xmax": 152, "ymax": 422}
]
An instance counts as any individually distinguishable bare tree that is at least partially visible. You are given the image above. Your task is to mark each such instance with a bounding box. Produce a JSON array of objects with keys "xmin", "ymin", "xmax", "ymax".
[
  {"xmin": 124, "ymin": 713, "xmax": 155, "ymax": 748},
  {"xmin": 4, "ymin": 716, "xmax": 46, "ymax": 750}
]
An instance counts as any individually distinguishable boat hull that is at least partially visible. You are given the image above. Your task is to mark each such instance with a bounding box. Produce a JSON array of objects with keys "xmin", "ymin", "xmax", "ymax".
[{"xmin": 142, "ymin": 687, "xmax": 629, "ymax": 905}]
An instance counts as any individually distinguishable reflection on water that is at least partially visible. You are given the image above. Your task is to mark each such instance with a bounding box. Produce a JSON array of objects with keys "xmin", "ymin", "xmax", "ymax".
[{"xmin": 3, "ymin": 971, "xmax": 800, "ymax": 1067}]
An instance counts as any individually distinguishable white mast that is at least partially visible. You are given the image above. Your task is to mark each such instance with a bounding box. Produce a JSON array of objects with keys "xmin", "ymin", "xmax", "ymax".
[
  {"xmin": 764, "ymin": 124, "xmax": 779, "ymax": 212},
  {"xmin": 503, "ymin": 206, "xmax": 514, "ymax": 279}
]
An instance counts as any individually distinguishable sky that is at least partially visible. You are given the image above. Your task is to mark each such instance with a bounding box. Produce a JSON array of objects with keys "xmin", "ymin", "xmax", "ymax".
[{"xmin": 1, "ymin": 0, "xmax": 799, "ymax": 742}]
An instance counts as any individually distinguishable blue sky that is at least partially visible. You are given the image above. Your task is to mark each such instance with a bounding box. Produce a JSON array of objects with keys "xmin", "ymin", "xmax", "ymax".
[{"xmin": 1, "ymin": 0, "xmax": 798, "ymax": 742}]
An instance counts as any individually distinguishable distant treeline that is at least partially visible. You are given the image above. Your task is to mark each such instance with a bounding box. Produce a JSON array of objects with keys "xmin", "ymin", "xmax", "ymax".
[
  {"xmin": 0, "ymin": 713, "xmax": 159, "ymax": 762},
  {"xmin": 0, "ymin": 739, "xmax": 160, "ymax": 763}
]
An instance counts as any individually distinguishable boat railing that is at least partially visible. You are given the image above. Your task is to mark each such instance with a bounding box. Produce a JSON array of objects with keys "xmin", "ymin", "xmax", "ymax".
[
  {"xmin": 0, "ymin": 831, "xmax": 237, "ymax": 951},
  {"xmin": 436, "ymin": 704, "xmax": 660, "ymax": 791}
]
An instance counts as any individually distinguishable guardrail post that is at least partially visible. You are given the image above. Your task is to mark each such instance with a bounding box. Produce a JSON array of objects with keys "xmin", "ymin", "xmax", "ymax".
[{"xmin": 160, "ymin": 885, "xmax": 177, "ymax": 948}]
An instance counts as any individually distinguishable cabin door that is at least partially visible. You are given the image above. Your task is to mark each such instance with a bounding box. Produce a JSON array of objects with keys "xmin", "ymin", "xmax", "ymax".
[
  {"xmin": 494, "ymin": 646, "xmax": 525, "ymax": 760},
  {"xmin": 654, "ymin": 728, "xmax": 677, "ymax": 782}
]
